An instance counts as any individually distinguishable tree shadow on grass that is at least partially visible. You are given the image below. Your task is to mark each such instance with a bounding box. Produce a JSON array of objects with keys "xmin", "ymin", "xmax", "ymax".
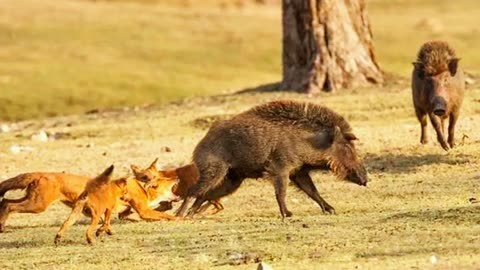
[
  {"xmin": 364, "ymin": 152, "xmax": 474, "ymax": 174},
  {"xmin": 383, "ymin": 206, "xmax": 480, "ymax": 223},
  {"xmin": 234, "ymin": 82, "xmax": 283, "ymax": 94}
]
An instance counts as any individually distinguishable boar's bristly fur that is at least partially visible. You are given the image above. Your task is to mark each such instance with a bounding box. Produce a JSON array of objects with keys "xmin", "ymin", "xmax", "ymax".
[
  {"xmin": 185, "ymin": 100, "xmax": 367, "ymax": 219},
  {"xmin": 412, "ymin": 41, "xmax": 465, "ymax": 150}
]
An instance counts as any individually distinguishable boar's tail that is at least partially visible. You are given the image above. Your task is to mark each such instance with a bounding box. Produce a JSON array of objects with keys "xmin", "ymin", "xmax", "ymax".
[{"xmin": 188, "ymin": 162, "xmax": 229, "ymax": 198}]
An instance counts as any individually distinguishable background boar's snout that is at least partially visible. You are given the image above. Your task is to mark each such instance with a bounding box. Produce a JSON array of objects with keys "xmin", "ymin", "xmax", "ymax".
[{"xmin": 432, "ymin": 96, "xmax": 447, "ymax": 116}]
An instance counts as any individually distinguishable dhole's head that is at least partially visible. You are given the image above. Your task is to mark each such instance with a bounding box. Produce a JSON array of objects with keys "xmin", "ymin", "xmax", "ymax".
[
  {"xmin": 317, "ymin": 126, "xmax": 368, "ymax": 186},
  {"xmin": 131, "ymin": 158, "xmax": 180, "ymax": 203},
  {"xmin": 131, "ymin": 158, "xmax": 161, "ymax": 183}
]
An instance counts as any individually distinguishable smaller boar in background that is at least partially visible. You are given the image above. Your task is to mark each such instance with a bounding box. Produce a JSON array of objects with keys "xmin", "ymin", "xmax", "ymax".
[{"xmin": 412, "ymin": 41, "xmax": 465, "ymax": 150}]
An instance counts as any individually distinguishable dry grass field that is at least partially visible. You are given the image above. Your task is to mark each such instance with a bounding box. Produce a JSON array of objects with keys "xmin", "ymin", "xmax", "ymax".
[
  {"xmin": 1, "ymin": 84, "xmax": 479, "ymax": 269},
  {"xmin": 1, "ymin": 0, "xmax": 480, "ymax": 269}
]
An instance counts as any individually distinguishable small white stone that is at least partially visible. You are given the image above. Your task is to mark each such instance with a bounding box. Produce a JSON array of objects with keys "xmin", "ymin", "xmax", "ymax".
[
  {"xmin": 430, "ymin": 255, "xmax": 437, "ymax": 265},
  {"xmin": 31, "ymin": 130, "xmax": 49, "ymax": 142},
  {"xmin": 0, "ymin": 124, "xmax": 10, "ymax": 133},
  {"xmin": 9, "ymin": 145, "xmax": 21, "ymax": 154}
]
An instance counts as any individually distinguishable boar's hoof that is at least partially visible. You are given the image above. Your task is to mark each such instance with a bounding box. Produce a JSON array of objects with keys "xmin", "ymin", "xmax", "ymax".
[
  {"xmin": 440, "ymin": 142, "xmax": 450, "ymax": 151},
  {"xmin": 285, "ymin": 210, "xmax": 293, "ymax": 217},
  {"xmin": 322, "ymin": 205, "xmax": 336, "ymax": 215},
  {"xmin": 420, "ymin": 137, "xmax": 428, "ymax": 144},
  {"xmin": 448, "ymin": 139, "xmax": 455, "ymax": 149}
]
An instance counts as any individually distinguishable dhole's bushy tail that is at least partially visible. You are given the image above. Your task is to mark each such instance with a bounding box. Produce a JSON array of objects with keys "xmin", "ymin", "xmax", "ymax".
[
  {"xmin": 84, "ymin": 165, "xmax": 115, "ymax": 193},
  {"xmin": 0, "ymin": 174, "xmax": 35, "ymax": 201}
]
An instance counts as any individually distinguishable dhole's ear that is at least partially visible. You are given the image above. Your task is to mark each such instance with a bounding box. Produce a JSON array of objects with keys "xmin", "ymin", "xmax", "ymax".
[
  {"xmin": 116, "ymin": 179, "xmax": 127, "ymax": 188},
  {"xmin": 413, "ymin": 61, "xmax": 425, "ymax": 79},
  {"xmin": 448, "ymin": 58, "xmax": 460, "ymax": 76},
  {"xmin": 130, "ymin": 165, "xmax": 141, "ymax": 175},
  {"xmin": 149, "ymin": 158, "xmax": 159, "ymax": 170},
  {"xmin": 101, "ymin": 165, "xmax": 114, "ymax": 178},
  {"xmin": 343, "ymin": 132, "xmax": 358, "ymax": 141}
]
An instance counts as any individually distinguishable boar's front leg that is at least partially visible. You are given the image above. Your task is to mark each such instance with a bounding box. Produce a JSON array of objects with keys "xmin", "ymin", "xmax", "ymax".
[
  {"xmin": 428, "ymin": 113, "xmax": 449, "ymax": 151},
  {"xmin": 290, "ymin": 168, "xmax": 335, "ymax": 214},
  {"xmin": 448, "ymin": 110, "xmax": 460, "ymax": 148},
  {"xmin": 415, "ymin": 107, "xmax": 428, "ymax": 144}
]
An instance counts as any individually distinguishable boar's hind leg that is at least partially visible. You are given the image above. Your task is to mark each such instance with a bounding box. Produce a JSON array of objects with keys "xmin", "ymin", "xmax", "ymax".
[
  {"xmin": 290, "ymin": 169, "xmax": 335, "ymax": 214},
  {"xmin": 428, "ymin": 113, "xmax": 449, "ymax": 151},
  {"xmin": 448, "ymin": 110, "xmax": 459, "ymax": 148},
  {"xmin": 415, "ymin": 108, "xmax": 428, "ymax": 144},
  {"xmin": 272, "ymin": 173, "xmax": 293, "ymax": 219}
]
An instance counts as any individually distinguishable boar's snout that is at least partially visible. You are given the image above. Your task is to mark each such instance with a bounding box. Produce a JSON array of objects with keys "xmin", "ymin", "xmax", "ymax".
[
  {"xmin": 432, "ymin": 96, "xmax": 447, "ymax": 116},
  {"xmin": 346, "ymin": 166, "xmax": 368, "ymax": 186}
]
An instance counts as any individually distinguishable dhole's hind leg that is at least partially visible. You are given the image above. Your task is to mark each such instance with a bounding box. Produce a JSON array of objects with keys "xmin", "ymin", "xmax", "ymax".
[
  {"xmin": 415, "ymin": 108, "xmax": 428, "ymax": 144},
  {"xmin": 86, "ymin": 210, "xmax": 101, "ymax": 244},
  {"xmin": 54, "ymin": 200, "xmax": 87, "ymax": 245},
  {"xmin": 0, "ymin": 193, "xmax": 55, "ymax": 232},
  {"xmin": 290, "ymin": 168, "xmax": 335, "ymax": 214},
  {"xmin": 96, "ymin": 209, "xmax": 113, "ymax": 237}
]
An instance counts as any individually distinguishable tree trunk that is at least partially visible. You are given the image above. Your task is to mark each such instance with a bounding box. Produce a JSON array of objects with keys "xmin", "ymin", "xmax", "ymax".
[{"xmin": 281, "ymin": 0, "xmax": 383, "ymax": 93}]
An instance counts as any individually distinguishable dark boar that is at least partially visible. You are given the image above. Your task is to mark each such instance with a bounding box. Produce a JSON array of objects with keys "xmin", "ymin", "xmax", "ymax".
[
  {"xmin": 186, "ymin": 100, "xmax": 368, "ymax": 219},
  {"xmin": 412, "ymin": 41, "xmax": 465, "ymax": 150}
]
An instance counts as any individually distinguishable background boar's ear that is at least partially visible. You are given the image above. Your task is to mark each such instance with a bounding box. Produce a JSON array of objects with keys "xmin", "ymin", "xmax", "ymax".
[
  {"xmin": 448, "ymin": 58, "xmax": 460, "ymax": 76},
  {"xmin": 412, "ymin": 62, "xmax": 425, "ymax": 79},
  {"xmin": 343, "ymin": 132, "xmax": 358, "ymax": 141}
]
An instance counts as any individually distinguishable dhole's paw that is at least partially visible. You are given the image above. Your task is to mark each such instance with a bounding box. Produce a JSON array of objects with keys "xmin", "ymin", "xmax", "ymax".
[
  {"xmin": 86, "ymin": 237, "xmax": 95, "ymax": 245},
  {"xmin": 54, "ymin": 235, "xmax": 62, "ymax": 245}
]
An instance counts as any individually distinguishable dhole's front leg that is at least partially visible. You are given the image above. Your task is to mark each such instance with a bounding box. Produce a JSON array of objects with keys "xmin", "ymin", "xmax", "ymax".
[
  {"xmin": 54, "ymin": 199, "xmax": 86, "ymax": 245},
  {"xmin": 131, "ymin": 202, "xmax": 177, "ymax": 221}
]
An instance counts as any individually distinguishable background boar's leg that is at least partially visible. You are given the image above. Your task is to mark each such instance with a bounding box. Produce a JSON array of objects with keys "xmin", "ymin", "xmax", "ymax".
[
  {"xmin": 428, "ymin": 113, "xmax": 449, "ymax": 150},
  {"xmin": 272, "ymin": 173, "xmax": 293, "ymax": 219},
  {"xmin": 448, "ymin": 111, "xmax": 459, "ymax": 148},
  {"xmin": 415, "ymin": 108, "xmax": 428, "ymax": 144},
  {"xmin": 290, "ymin": 169, "xmax": 335, "ymax": 214}
]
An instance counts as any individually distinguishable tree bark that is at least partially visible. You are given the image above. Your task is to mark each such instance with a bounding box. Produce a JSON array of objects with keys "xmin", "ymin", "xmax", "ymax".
[{"xmin": 281, "ymin": 0, "xmax": 383, "ymax": 93}]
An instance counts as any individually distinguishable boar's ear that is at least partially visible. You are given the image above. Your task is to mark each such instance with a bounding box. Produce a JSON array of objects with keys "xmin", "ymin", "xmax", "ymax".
[
  {"xmin": 309, "ymin": 131, "xmax": 332, "ymax": 149},
  {"xmin": 412, "ymin": 62, "xmax": 425, "ymax": 79},
  {"xmin": 343, "ymin": 132, "xmax": 358, "ymax": 141},
  {"xmin": 448, "ymin": 58, "xmax": 460, "ymax": 76}
]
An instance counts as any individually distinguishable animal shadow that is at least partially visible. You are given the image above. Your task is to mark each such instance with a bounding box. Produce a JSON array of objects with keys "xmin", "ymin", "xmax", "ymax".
[
  {"xmin": 384, "ymin": 206, "xmax": 480, "ymax": 223},
  {"xmin": 364, "ymin": 152, "xmax": 473, "ymax": 174}
]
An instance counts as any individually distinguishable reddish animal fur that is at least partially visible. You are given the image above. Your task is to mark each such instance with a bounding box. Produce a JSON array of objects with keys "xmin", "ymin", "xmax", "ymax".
[
  {"xmin": 412, "ymin": 41, "xmax": 465, "ymax": 150},
  {"xmin": 54, "ymin": 165, "xmax": 128, "ymax": 245}
]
